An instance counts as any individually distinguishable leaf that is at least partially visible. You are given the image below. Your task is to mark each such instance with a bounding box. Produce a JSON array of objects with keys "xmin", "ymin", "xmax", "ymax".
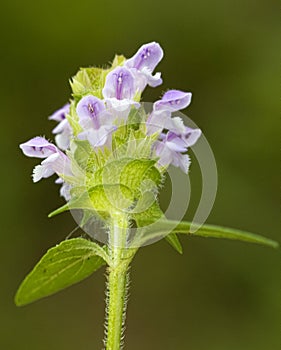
[
  {"xmin": 15, "ymin": 238, "xmax": 108, "ymax": 306},
  {"xmin": 135, "ymin": 219, "xmax": 279, "ymax": 249},
  {"xmin": 48, "ymin": 189, "xmax": 93, "ymax": 218},
  {"xmin": 165, "ymin": 233, "xmax": 183, "ymax": 254},
  {"xmin": 90, "ymin": 158, "xmax": 158, "ymax": 193},
  {"xmin": 89, "ymin": 184, "xmax": 134, "ymax": 212},
  {"xmin": 132, "ymin": 201, "xmax": 163, "ymax": 227},
  {"xmin": 120, "ymin": 159, "xmax": 157, "ymax": 194},
  {"xmin": 131, "ymin": 198, "xmax": 183, "ymax": 253},
  {"xmin": 49, "ymin": 183, "xmax": 135, "ymax": 219}
]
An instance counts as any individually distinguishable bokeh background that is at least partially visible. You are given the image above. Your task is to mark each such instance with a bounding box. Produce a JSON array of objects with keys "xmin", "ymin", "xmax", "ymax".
[{"xmin": 1, "ymin": 0, "xmax": 280, "ymax": 349}]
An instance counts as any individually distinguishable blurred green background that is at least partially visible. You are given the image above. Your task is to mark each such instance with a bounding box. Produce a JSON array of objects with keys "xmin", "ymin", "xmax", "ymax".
[{"xmin": 1, "ymin": 0, "xmax": 280, "ymax": 349}]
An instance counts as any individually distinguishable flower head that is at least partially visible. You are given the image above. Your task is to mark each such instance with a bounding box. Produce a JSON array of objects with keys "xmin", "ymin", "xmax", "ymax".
[{"xmin": 20, "ymin": 42, "xmax": 201, "ymax": 202}]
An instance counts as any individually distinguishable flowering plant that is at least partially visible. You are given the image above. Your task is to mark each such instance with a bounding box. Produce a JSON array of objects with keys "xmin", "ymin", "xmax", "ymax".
[{"xmin": 15, "ymin": 42, "xmax": 278, "ymax": 350}]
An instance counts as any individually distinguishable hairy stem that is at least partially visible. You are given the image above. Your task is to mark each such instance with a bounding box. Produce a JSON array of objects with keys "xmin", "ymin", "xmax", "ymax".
[{"xmin": 104, "ymin": 214, "xmax": 133, "ymax": 350}]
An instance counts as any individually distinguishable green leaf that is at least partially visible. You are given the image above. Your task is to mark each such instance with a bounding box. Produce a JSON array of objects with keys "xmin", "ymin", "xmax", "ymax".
[
  {"xmin": 49, "ymin": 184, "xmax": 134, "ymax": 218},
  {"xmin": 132, "ymin": 201, "xmax": 163, "ymax": 227},
  {"xmin": 165, "ymin": 233, "xmax": 183, "ymax": 254},
  {"xmin": 135, "ymin": 219, "xmax": 279, "ymax": 248},
  {"xmin": 15, "ymin": 238, "xmax": 108, "ymax": 306},
  {"xmin": 89, "ymin": 184, "xmax": 134, "ymax": 212},
  {"xmin": 90, "ymin": 158, "xmax": 157, "ymax": 192},
  {"xmin": 120, "ymin": 159, "xmax": 157, "ymax": 194},
  {"xmin": 48, "ymin": 188, "xmax": 93, "ymax": 218}
]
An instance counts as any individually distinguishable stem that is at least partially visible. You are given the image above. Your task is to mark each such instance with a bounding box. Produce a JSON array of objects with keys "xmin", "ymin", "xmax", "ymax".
[{"xmin": 104, "ymin": 214, "xmax": 133, "ymax": 350}]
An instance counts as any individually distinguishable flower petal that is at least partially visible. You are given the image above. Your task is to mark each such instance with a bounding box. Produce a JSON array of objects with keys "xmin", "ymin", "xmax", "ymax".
[
  {"xmin": 105, "ymin": 98, "xmax": 140, "ymax": 121},
  {"xmin": 166, "ymin": 133, "xmax": 187, "ymax": 153},
  {"xmin": 183, "ymin": 127, "xmax": 202, "ymax": 147},
  {"xmin": 146, "ymin": 110, "xmax": 171, "ymax": 135},
  {"xmin": 48, "ymin": 103, "xmax": 70, "ymax": 122},
  {"xmin": 173, "ymin": 153, "xmax": 191, "ymax": 173},
  {"xmin": 54, "ymin": 128, "xmax": 72, "ymax": 151},
  {"xmin": 154, "ymin": 90, "xmax": 192, "ymax": 111},
  {"xmin": 32, "ymin": 151, "xmax": 73, "ymax": 183},
  {"xmin": 32, "ymin": 164, "xmax": 55, "ymax": 182},
  {"xmin": 76, "ymin": 95, "xmax": 105, "ymax": 129},
  {"xmin": 59, "ymin": 181, "xmax": 72, "ymax": 201},
  {"xmin": 102, "ymin": 67, "xmax": 135, "ymax": 100},
  {"xmin": 79, "ymin": 125, "xmax": 116, "ymax": 148},
  {"xmin": 52, "ymin": 118, "xmax": 69, "ymax": 134},
  {"xmin": 125, "ymin": 42, "xmax": 164, "ymax": 72},
  {"xmin": 143, "ymin": 69, "xmax": 162, "ymax": 88},
  {"xmin": 20, "ymin": 137, "xmax": 57, "ymax": 158}
]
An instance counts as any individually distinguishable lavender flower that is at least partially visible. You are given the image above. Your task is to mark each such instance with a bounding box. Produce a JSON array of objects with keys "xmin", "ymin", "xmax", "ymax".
[
  {"xmin": 181, "ymin": 127, "xmax": 202, "ymax": 147},
  {"xmin": 102, "ymin": 67, "xmax": 140, "ymax": 120},
  {"xmin": 20, "ymin": 136, "xmax": 58, "ymax": 158},
  {"xmin": 146, "ymin": 89, "xmax": 192, "ymax": 135},
  {"xmin": 76, "ymin": 95, "xmax": 116, "ymax": 148},
  {"xmin": 154, "ymin": 127, "xmax": 201, "ymax": 173},
  {"xmin": 19, "ymin": 137, "xmax": 72, "ymax": 182},
  {"xmin": 103, "ymin": 67, "xmax": 136, "ymax": 100},
  {"xmin": 76, "ymin": 95, "xmax": 106, "ymax": 129},
  {"xmin": 49, "ymin": 103, "xmax": 71, "ymax": 150},
  {"xmin": 125, "ymin": 41, "xmax": 163, "ymax": 90},
  {"xmin": 154, "ymin": 90, "xmax": 192, "ymax": 112},
  {"xmin": 55, "ymin": 178, "xmax": 72, "ymax": 201},
  {"xmin": 154, "ymin": 132, "xmax": 191, "ymax": 173}
]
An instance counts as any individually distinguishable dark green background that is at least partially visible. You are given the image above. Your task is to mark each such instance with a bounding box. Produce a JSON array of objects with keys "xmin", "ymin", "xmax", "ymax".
[{"xmin": 1, "ymin": 0, "xmax": 280, "ymax": 349}]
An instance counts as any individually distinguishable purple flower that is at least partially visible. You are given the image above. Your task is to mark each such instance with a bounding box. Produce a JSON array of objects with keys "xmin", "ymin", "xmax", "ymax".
[
  {"xmin": 155, "ymin": 136, "xmax": 191, "ymax": 173},
  {"xmin": 126, "ymin": 42, "xmax": 163, "ymax": 72},
  {"xmin": 76, "ymin": 95, "xmax": 106, "ymax": 129},
  {"xmin": 146, "ymin": 109, "xmax": 171, "ymax": 135},
  {"xmin": 154, "ymin": 90, "xmax": 192, "ymax": 112},
  {"xmin": 76, "ymin": 95, "xmax": 116, "ymax": 148},
  {"xmin": 154, "ymin": 127, "xmax": 201, "ymax": 173},
  {"xmin": 55, "ymin": 178, "xmax": 72, "ymax": 201},
  {"xmin": 182, "ymin": 127, "xmax": 202, "ymax": 147},
  {"xmin": 49, "ymin": 104, "xmax": 72, "ymax": 150},
  {"xmin": 103, "ymin": 67, "xmax": 136, "ymax": 100},
  {"xmin": 146, "ymin": 90, "xmax": 192, "ymax": 136},
  {"xmin": 78, "ymin": 125, "xmax": 116, "ymax": 148},
  {"xmin": 125, "ymin": 42, "xmax": 163, "ymax": 90},
  {"xmin": 20, "ymin": 137, "xmax": 72, "ymax": 182},
  {"xmin": 20, "ymin": 137, "xmax": 57, "ymax": 158},
  {"xmin": 49, "ymin": 103, "xmax": 70, "ymax": 122},
  {"xmin": 102, "ymin": 68, "xmax": 140, "ymax": 121},
  {"xmin": 33, "ymin": 152, "xmax": 72, "ymax": 183}
]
